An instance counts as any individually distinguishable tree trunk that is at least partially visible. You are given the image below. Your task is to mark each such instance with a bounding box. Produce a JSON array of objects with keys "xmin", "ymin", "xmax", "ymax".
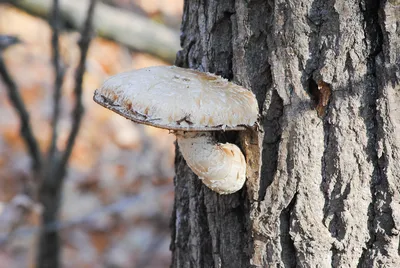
[{"xmin": 171, "ymin": 0, "xmax": 400, "ymax": 267}]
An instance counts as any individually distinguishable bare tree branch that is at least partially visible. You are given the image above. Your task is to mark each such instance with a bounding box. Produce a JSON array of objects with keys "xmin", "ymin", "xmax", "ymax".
[
  {"xmin": 7, "ymin": 0, "xmax": 180, "ymax": 63},
  {"xmin": 59, "ymin": 0, "xmax": 97, "ymax": 172},
  {"xmin": 0, "ymin": 51, "xmax": 42, "ymax": 172},
  {"xmin": 48, "ymin": 0, "xmax": 66, "ymax": 158},
  {"xmin": 36, "ymin": 2, "xmax": 98, "ymax": 267}
]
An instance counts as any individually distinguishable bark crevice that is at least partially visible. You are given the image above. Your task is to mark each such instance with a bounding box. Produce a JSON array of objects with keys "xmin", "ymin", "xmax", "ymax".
[
  {"xmin": 358, "ymin": 0, "xmax": 397, "ymax": 265},
  {"xmin": 259, "ymin": 89, "xmax": 284, "ymax": 200},
  {"xmin": 279, "ymin": 193, "xmax": 297, "ymax": 268}
]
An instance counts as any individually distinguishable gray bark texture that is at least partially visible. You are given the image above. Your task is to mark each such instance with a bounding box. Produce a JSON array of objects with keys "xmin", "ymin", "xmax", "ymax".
[{"xmin": 171, "ymin": 0, "xmax": 400, "ymax": 267}]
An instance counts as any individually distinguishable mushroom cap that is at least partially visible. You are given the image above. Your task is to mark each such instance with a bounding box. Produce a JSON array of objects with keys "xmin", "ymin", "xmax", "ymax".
[{"xmin": 93, "ymin": 66, "xmax": 258, "ymax": 131}]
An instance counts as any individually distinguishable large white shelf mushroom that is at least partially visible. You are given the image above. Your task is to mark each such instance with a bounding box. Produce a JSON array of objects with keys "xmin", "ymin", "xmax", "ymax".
[{"xmin": 93, "ymin": 66, "xmax": 259, "ymax": 194}]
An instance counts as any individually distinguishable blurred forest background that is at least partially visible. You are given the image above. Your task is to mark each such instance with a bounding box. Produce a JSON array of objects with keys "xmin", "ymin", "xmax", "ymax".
[{"xmin": 0, "ymin": 0, "xmax": 182, "ymax": 267}]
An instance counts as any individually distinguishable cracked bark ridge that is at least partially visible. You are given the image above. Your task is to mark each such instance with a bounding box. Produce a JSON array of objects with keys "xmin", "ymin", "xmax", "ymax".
[{"xmin": 171, "ymin": 0, "xmax": 400, "ymax": 267}]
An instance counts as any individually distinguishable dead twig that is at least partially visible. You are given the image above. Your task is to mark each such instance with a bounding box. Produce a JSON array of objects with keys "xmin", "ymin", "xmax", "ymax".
[
  {"xmin": 58, "ymin": 0, "xmax": 97, "ymax": 172},
  {"xmin": 0, "ymin": 52, "xmax": 42, "ymax": 172},
  {"xmin": 48, "ymin": 0, "xmax": 66, "ymax": 158}
]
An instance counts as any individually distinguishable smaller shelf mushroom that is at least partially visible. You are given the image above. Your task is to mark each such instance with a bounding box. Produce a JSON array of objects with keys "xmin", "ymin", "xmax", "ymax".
[{"xmin": 93, "ymin": 66, "xmax": 259, "ymax": 194}]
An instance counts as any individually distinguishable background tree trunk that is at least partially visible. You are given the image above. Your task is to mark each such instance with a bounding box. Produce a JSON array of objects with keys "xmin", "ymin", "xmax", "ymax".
[{"xmin": 171, "ymin": 0, "xmax": 400, "ymax": 267}]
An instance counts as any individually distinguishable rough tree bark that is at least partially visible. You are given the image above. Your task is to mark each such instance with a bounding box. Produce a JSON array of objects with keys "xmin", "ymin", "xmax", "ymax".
[{"xmin": 171, "ymin": 0, "xmax": 399, "ymax": 267}]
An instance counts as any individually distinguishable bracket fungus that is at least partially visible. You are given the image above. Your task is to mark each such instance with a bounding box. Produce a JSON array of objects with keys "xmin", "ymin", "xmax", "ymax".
[{"xmin": 93, "ymin": 66, "xmax": 259, "ymax": 194}]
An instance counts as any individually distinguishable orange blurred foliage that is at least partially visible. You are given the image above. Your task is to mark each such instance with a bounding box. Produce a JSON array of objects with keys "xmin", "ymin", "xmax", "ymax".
[{"xmin": 0, "ymin": 1, "xmax": 180, "ymax": 267}]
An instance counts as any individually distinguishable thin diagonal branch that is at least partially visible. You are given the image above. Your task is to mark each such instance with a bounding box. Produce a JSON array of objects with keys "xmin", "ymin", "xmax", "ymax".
[
  {"xmin": 0, "ymin": 35, "xmax": 21, "ymax": 50},
  {"xmin": 48, "ymin": 0, "xmax": 65, "ymax": 158},
  {"xmin": 59, "ymin": 0, "xmax": 97, "ymax": 171},
  {"xmin": 0, "ymin": 54, "xmax": 42, "ymax": 172}
]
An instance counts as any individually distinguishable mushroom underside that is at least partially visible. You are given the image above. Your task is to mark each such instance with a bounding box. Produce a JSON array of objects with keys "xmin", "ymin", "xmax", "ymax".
[{"xmin": 176, "ymin": 132, "xmax": 246, "ymax": 194}]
